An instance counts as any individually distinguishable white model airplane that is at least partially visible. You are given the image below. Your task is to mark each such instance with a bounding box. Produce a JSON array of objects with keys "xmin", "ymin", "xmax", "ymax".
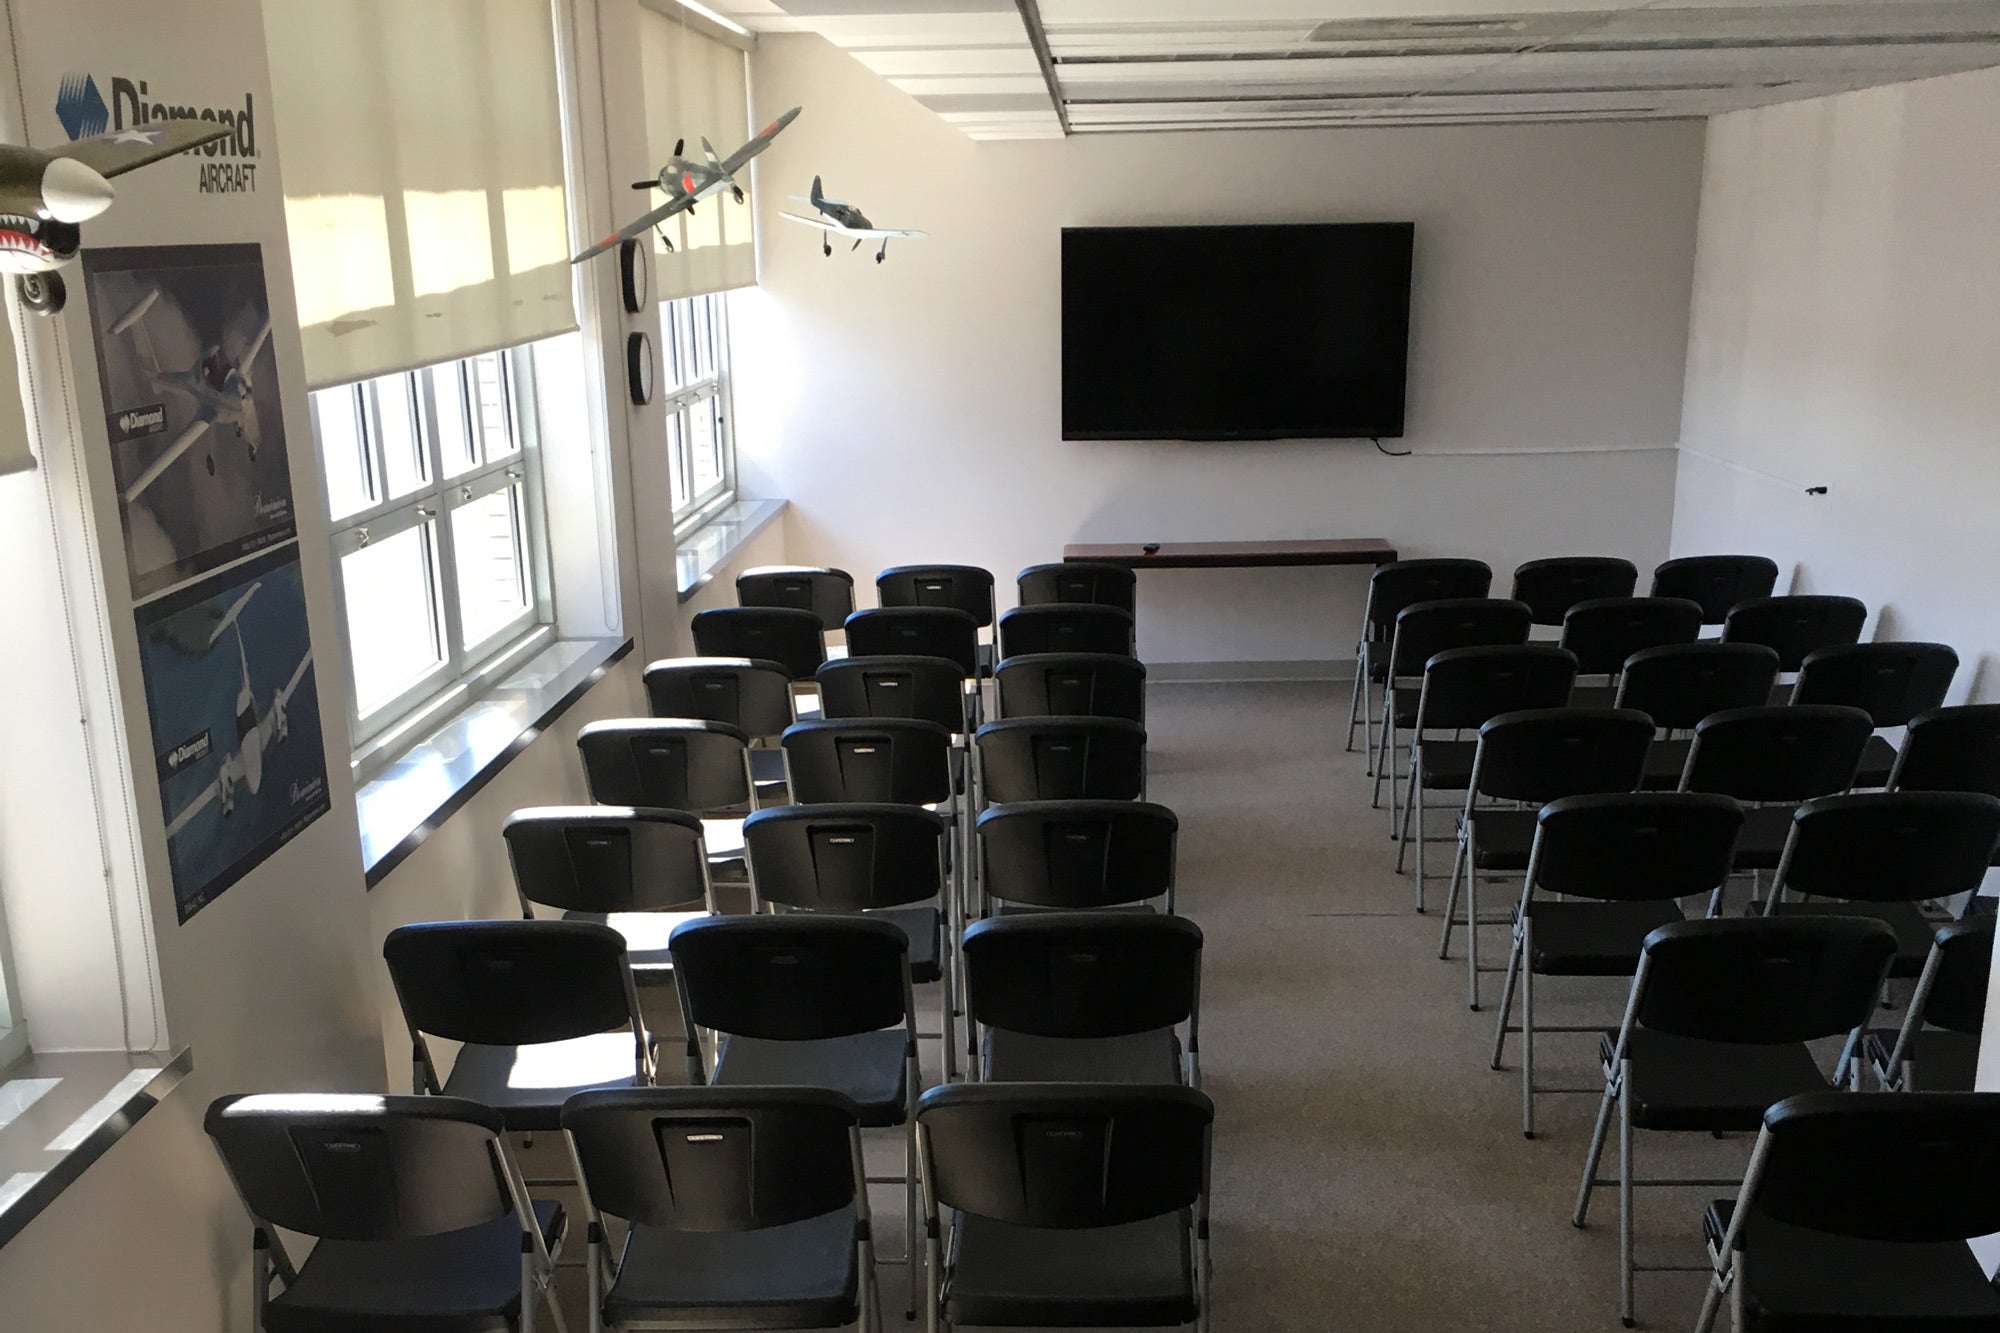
[
  {"xmin": 162, "ymin": 581, "xmax": 310, "ymax": 840},
  {"xmin": 780, "ymin": 176, "xmax": 926, "ymax": 263},
  {"xmin": 110, "ymin": 285, "xmax": 273, "ymax": 504},
  {"xmin": 574, "ymin": 106, "xmax": 801, "ymax": 263}
]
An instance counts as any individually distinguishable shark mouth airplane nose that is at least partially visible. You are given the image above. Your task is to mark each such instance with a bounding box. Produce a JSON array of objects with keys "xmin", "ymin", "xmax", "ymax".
[{"xmin": 41, "ymin": 157, "xmax": 115, "ymax": 223}]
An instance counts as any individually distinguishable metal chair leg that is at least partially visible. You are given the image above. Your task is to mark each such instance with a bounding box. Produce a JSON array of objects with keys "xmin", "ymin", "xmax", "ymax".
[
  {"xmin": 1345, "ymin": 648, "xmax": 1365, "ymax": 754},
  {"xmin": 1619, "ymin": 1068, "xmax": 1636, "ymax": 1327},
  {"xmin": 1490, "ymin": 919, "xmax": 1524, "ymax": 1069},
  {"xmin": 1574, "ymin": 1066, "xmax": 1619, "ymax": 1227},
  {"xmin": 1467, "ymin": 865, "xmax": 1483, "ymax": 1010},
  {"xmin": 1519, "ymin": 923, "xmax": 1536, "ymax": 1138}
]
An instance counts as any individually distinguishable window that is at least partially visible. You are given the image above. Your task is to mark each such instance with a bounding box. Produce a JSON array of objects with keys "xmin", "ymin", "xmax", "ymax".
[
  {"xmin": 662, "ymin": 293, "xmax": 737, "ymax": 531},
  {"xmin": 312, "ymin": 342, "xmax": 557, "ymax": 761}
]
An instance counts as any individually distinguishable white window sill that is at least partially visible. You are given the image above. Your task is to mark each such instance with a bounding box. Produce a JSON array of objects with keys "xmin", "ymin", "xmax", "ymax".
[{"xmin": 676, "ymin": 498, "xmax": 787, "ymax": 603}]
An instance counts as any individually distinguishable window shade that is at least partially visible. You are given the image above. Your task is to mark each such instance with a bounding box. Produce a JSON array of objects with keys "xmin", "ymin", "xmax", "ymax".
[
  {"xmin": 264, "ymin": 0, "xmax": 577, "ymax": 388},
  {"xmin": 639, "ymin": 7, "xmax": 756, "ymax": 300},
  {"xmin": 0, "ymin": 300, "xmax": 30, "ymax": 477}
]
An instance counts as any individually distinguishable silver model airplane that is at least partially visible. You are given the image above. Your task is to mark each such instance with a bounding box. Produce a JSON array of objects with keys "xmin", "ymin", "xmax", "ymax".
[
  {"xmin": 162, "ymin": 581, "xmax": 310, "ymax": 838},
  {"xmin": 0, "ymin": 121, "xmax": 229, "ymax": 313},
  {"xmin": 573, "ymin": 106, "xmax": 801, "ymax": 264},
  {"xmin": 109, "ymin": 285, "xmax": 273, "ymax": 503},
  {"xmin": 780, "ymin": 176, "xmax": 927, "ymax": 263}
]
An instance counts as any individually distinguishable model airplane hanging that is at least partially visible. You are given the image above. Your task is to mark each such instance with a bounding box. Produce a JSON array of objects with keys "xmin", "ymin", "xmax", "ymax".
[
  {"xmin": 0, "ymin": 121, "xmax": 231, "ymax": 313},
  {"xmin": 780, "ymin": 176, "xmax": 927, "ymax": 263},
  {"xmin": 109, "ymin": 285, "xmax": 274, "ymax": 503},
  {"xmin": 573, "ymin": 106, "xmax": 802, "ymax": 264}
]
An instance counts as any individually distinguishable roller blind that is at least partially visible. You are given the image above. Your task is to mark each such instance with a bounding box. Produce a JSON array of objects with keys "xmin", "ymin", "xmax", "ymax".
[
  {"xmin": 264, "ymin": 0, "xmax": 577, "ymax": 388},
  {"xmin": 0, "ymin": 299, "xmax": 30, "ymax": 477},
  {"xmin": 639, "ymin": 7, "xmax": 756, "ymax": 300}
]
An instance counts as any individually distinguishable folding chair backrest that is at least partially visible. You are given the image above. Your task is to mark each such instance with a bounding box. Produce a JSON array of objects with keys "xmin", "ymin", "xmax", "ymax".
[
  {"xmin": 999, "ymin": 604, "xmax": 1136, "ymax": 660},
  {"xmin": 781, "ymin": 717, "xmax": 953, "ymax": 805},
  {"xmin": 995, "ymin": 652, "xmax": 1146, "ymax": 722},
  {"xmin": 744, "ymin": 802, "xmax": 945, "ymax": 911},
  {"xmin": 1363, "ymin": 559, "xmax": 1494, "ymax": 642},
  {"xmin": 844, "ymin": 607, "xmax": 979, "ymax": 677},
  {"xmin": 563, "ymin": 1086, "xmax": 861, "ymax": 1231},
  {"xmin": 644, "ymin": 657, "xmax": 794, "ymax": 738},
  {"xmin": 1681, "ymin": 705, "xmax": 1872, "ymax": 803},
  {"xmin": 918, "ymin": 1083, "xmax": 1214, "ymax": 1228},
  {"xmin": 1614, "ymin": 642, "xmax": 1780, "ymax": 731},
  {"xmin": 1511, "ymin": 557, "xmax": 1639, "ymax": 627},
  {"xmin": 1634, "ymin": 917, "xmax": 1896, "ymax": 1044},
  {"xmin": 1531, "ymin": 793, "xmax": 1743, "ymax": 902},
  {"xmin": 1388, "ymin": 598, "xmax": 1531, "ymax": 678},
  {"xmin": 978, "ymin": 800, "xmax": 1178, "ymax": 909},
  {"xmin": 816, "ymin": 655, "xmax": 967, "ymax": 731},
  {"xmin": 1650, "ymin": 554, "xmax": 1780, "ymax": 625},
  {"xmin": 1915, "ymin": 918, "xmax": 1996, "ymax": 1035},
  {"xmin": 206, "ymin": 1093, "xmax": 511, "ymax": 1241},
  {"xmin": 1720, "ymin": 595, "xmax": 1867, "ymax": 672},
  {"xmin": 976, "ymin": 717, "xmax": 1147, "ymax": 802},
  {"xmin": 1892, "ymin": 705, "xmax": 2000, "ymax": 797},
  {"xmin": 503, "ymin": 806, "xmax": 709, "ymax": 914},
  {"xmin": 735, "ymin": 565, "xmax": 855, "ymax": 630},
  {"xmin": 691, "ymin": 606, "xmax": 827, "ymax": 679},
  {"xmin": 963, "ymin": 912, "xmax": 1201, "ymax": 1039},
  {"xmin": 1413, "ymin": 644, "xmax": 1576, "ymax": 733},
  {"xmin": 1558, "ymin": 596, "xmax": 1703, "ymax": 676},
  {"xmin": 1753, "ymin": 1092, "xmax": 2000, "ymax": 1243},
  {"xmin": 384, "ymin": 919, "xmax": 635, "ymax": 1046},
  {"xmin": 1793, "ymin": 642, "xmax": 1959, "ymax": 726},
  {"xmin": 1472, "ymin": 707, "xmax": 1653, "ymax": 804},
  {"xmin": 1018, "ymin": 561, "xmax": 1137, "ymax": 613},
  {"xmin": 670, "ymin": 914, "xmax": 910, "ymax": 1040},
  {"xmin": 877, "ymin": 564, "xmax": 996, "ymax": 628},
  {"xmin": 1780, "ymin": 791, "xmax": 2000, "ymax": 905},
  {"xmin": 577, "ymin": 719, "xmax": 751, "ymax": 812}
]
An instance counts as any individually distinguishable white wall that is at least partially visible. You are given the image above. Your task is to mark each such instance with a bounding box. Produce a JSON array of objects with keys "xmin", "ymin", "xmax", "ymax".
[{"xmin": 733, "ymin": 34, "xmax": 1704, "ymax": 669}]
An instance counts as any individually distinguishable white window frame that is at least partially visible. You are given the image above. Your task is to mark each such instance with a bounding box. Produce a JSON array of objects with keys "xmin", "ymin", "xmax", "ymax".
[
  {"xmin": 663, "ymin": 292, "xmax": 738, "ymax": 537},
  {"xmin": 313, "ymin": 347, "xmax": 556, "ymax": 773},
  {"xmin": 0, "ymin": 874, "xmax": 27, "ymax": 1070}
]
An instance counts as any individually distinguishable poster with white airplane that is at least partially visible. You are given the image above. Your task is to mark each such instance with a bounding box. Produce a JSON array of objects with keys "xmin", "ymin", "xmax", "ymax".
[
  {"xmin": 135, "ymin": 544, "xmax": 328, "ymax": 922},
  {"xmin": 84, "ymin": 243, "xmax": 294, "ymax": 600}
]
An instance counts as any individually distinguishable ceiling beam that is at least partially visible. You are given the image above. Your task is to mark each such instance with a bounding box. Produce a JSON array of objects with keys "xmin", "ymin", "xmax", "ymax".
[{"xmin": 1015, "ymin": 0, "xmax": 1071, "ymax": 136}]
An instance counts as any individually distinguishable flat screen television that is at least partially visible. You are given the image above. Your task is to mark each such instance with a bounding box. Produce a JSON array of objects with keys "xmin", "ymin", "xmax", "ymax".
[{"xmin": 1061, "ymin": 222, "xmax": 1415, "ymax": 441}]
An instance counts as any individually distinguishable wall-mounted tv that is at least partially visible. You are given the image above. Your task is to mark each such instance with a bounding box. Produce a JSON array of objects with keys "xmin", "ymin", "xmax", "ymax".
[{"xmin": 1061, "ymin": 222, "xmax": 1415, "ymax": 442}]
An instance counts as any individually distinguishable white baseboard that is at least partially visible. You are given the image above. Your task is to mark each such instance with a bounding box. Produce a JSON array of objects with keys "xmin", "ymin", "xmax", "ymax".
[{"xmin": 1146, "ymin": 659, "xmax": 1353, "ymax": 684}]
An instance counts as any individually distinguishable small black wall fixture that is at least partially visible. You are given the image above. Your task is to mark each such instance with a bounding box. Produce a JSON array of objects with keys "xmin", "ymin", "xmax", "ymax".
[{"xmin": 627, "ymin": 331, "xmax": 654, "ymax": 406}]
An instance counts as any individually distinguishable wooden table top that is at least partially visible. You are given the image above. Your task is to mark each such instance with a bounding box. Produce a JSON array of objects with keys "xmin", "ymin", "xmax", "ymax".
[{"xmin": 1062, "ymin": 538, "xmax": 1399, "ymax": 570}]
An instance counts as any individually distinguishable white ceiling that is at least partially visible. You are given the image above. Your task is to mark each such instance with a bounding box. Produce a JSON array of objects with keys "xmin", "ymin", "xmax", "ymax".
[{"xmin": 703, "ymin": 0, "xmax": 2000, "ymax": 139}]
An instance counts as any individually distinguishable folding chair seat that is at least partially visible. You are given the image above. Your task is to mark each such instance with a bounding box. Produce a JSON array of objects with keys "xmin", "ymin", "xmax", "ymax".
[
  {"xmin": 1573, "ymin": 917, "xmax": 1897, "ymax": 1327},
  {"xmin": 384, "ymin": 919, "xmax": 654, "ymax": 1132},
  {"xmin": 576, "ymin": 718, "xmax": 758, "ymax": 872},
  {"xmin": 1868, "ymin": 916, "xmax": 1993, "ymax": 1091},
  {"xmin": 643, "ymin": 656, "xmax": 795, "ymax": 789},
  {"xmin": 995, "ymin": 652, "xmax": 1146, "ymax": 723},
  {"xmin": 1511, "ymin": 556, "xmax": 1640, "ymax": 628},
  {"xmin": 691, "ymin": 605, "xmax": 829, "ymax": 681},
  {"xmin": 1018, "ymin": 560, "xmax": 1136, "ymax": 613},
  {"xmin": 1794, "ymin": 641, "xmax": 1959, "ymax": 786},
  {"xmin": 963, "ymin": 912, "xmax": 1200, "ymax": 1085},
  {"xmin": 206, "ymin": 1093, "xmax": 564, "ymax": 1333},
  {"xmin": 1649, "ymin": 555, "xmax": 1780, "ymax": 626},
  {"xmin": 1489, "ymin": 792, "xmax": 1741, "ymax": 1136},
  {"xmin": 1374, "ymin": 596, "xmax": 1532, "ymax": 825},
  {"xmin": 1676, "ymin": 705, "xmax": 1872, "ymax": 873},
  {"xmin": 736, "ymin": 564, "xmax": 855, "ymax": 630},
  {"xmin": 916, "ymin": 1083, "xmax": 1215, "ymax": 1332},
  {"xmin": 1719, "ymin": 595, "xmax": 1866, "ymax": 681},
  {"xmin": 563, "ymin": 1086, "xmax": 880, "ymax": 1333},
  {"xmin": 1558, "ymin": 596, "xmax": 1703, "ymax": 707},
  {"xmin": 1435, "ymin": 706, "xmax": 1653, "ymax": 1005},
  {"xmin": 877, "ymin": 563, "xmax": 996, "ymax": 673},
  {"xmin": 1391, "ymin": 642, "xmax": 1574, "ymax": 914},
  {"xmin": 1695, "ymin": 1093, "xmax": 2000, "ymax": 1333},
  {"xmin": 503, "ymin": 806, "xmax": 715, "ymax": 978},
  {"xmin": 1613, "ymin": 642, "xmax": 1780, "ymax": 788},
  {"xmin": 998, "ymin": 604, "xmax": 1136, "ymax": 659},
  {"xmin": 1345, "ymin": 558, "xmax": 1493, "ymax": 764},
  {"xmin": 977, "ymin": 800, "xmax": 1179, "ymax": 912},
  {"xmin": 975, "ymin": 716, "xmax": 1146, "ymax": 802}
]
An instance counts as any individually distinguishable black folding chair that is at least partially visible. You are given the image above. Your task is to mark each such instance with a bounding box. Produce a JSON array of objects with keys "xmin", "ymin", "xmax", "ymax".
[
  {"xmin": 1558, "ymin": 596, "xmax": 1703, "ymax": 706},
  {"xmin": 503, "ymin": 806, "xmax": 715, "ymax": 983},
  {"xmin": 962, "ymin": 912, "xmax": 1201, "ymax": 1085},
  {"xmin": 1794, "ymin": 641, "xmax": 1959, "ymax": 786},
  {"xmin": 1696, "ymin": 1092, "xmax": 2000, "ymax": 1333},
  {"xmin": 1487, "ymin": 792, "xmax": 1743, "ymax": 1137},
  {"xmin": 736, "ymin": 564, "xmax": 855, "ymax": 631},
  {"xmin": 995, "ymin": 652, "xmax": 1145, "ymax": 723},
  {"xmin": 1511, "ymin": 556, "xmax": 1639, "ymax": 627},
  {"xmin": 877, "ymin": 563, "xmax": 997, "ymax": 675},
  {"xmin": 562, "ymin": 1087, "xmax": 879, "ymax": 1333},
  {"xmin": 669, "ymin": 914, "xmax": 922, "ymax": 1313},
  {"xmin": 576, "ymin": 718, "xmax": 757, "ymax": 875},
  {"xmin": 1719, "ymin": 595, "xmax": 1866, "ymax": 675},
  {"xmin": 1346, "ymin": 558, "xmax": 1494, "ymax": 762},
  {"xmin": 1374, "ymin": 596, "xmax": 1533, "ymax": 821},
  {"xmin": 1613, "ymin": 642, "xmax": 1780, "ymax": 788},
  {"xmin": 916, "ymin": 1083, "xmax": 1216, "ymax": 1333},
  {"xmin": 1676, "ymin": 704, "xmax": 1873, "ymax": 877},
  {"xmin": 1430, "ymin": 704, "xmax": 1649, "ymax": 1006},
  {"xmin": 206, "ymin": 1093, "xmax": 566, "ymax": 1333},
  {"xmin": 1018, "ymin": 561, "xmax": 1137, "ymax": 613},
  {"xmin": 975, "ymin": 716, "xmax": 1146, "ymax": 802},
  {"xmin": 1572, "ymin": 917, "xmax": 1897, "ymax": 1327},
  {"xmin": 642, "ymin": 656, "xmax": 795, "ymax": 791},
  {"xmin": 1649, "ymin": 555, "xmax": 1779, "ymax": 625},
  {"xmin": 691, "ymin": 605, "xmax": 828, "ymax": 681},
  {"xmin": 845, "ymin": 607, "xmax": 980, "ymax": 679},
  {"xmin": 1890, "ymin": 703, "xmax": 2000, "ymax": 797},
  {"xmin": 384, "ymin": 920, "xmax": 653, "ymax": 1131},
  {"xmin": 817, "ymin": 655, "xmax": 969, "ymax": 733},
  {"xmin": 977, "ymin": 800, "xmax": 1179, "ymax": 913},
  {"xmin": 1868, "ymin": 915, "xmax": 1994, "ymax": 1091},
  {"xmin": 998, "ymin": 604, "xmax": 1136, "ymax": 660}
]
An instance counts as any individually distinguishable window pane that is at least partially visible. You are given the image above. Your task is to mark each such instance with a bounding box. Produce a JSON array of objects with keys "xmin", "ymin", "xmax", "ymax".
[
  {"xmin": 451, "ymin": 485, "xmax": 530, "ymax": 649},
  {"xmin": 471, "ymin": 353, "xmax": 517, "ymax": 461},
  {"xmin": 690, "ymin": 393, "xmax": 723, "ymax": 498},
  {"xmin": 693, "ymin": 296, "xmax": 717, "ymax": 381},
  {"xmin": 315, "ymin": 387, "xmax": 373, "ymax": 521},
  {"xmin": 342, "ymin": 523, "xmax": 444, "ymax": 716},
  {"xmin": 666, "ymin": 409, "xmax": 690, "ymax": 515},
  {"xmin": 374, "ymin": 374, "xmax": 427, "ymax": 501},
  {"xmin": 435, "ymin": 362, "xmax": 478, "ymax": 478}
]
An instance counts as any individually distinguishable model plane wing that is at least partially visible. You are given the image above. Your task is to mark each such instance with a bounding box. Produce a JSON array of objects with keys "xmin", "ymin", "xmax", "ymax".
[
  {"xmin": 54, "ymin": 121, "xmax": 231, "ymax": 178},
  {"xmin": 779, "ymin": 212, "xmax": 926, "ymax": 240},
  {"xmin": 573, "ymin": 192, "xmax": 696, "ymax": 264},
  {"xmin": 719, "ymin": 106, "xmax": 800, "ymax": 177},
  {"xmin": 122, "ymin": 416, "xmax": 212, "ymax": 504}
]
